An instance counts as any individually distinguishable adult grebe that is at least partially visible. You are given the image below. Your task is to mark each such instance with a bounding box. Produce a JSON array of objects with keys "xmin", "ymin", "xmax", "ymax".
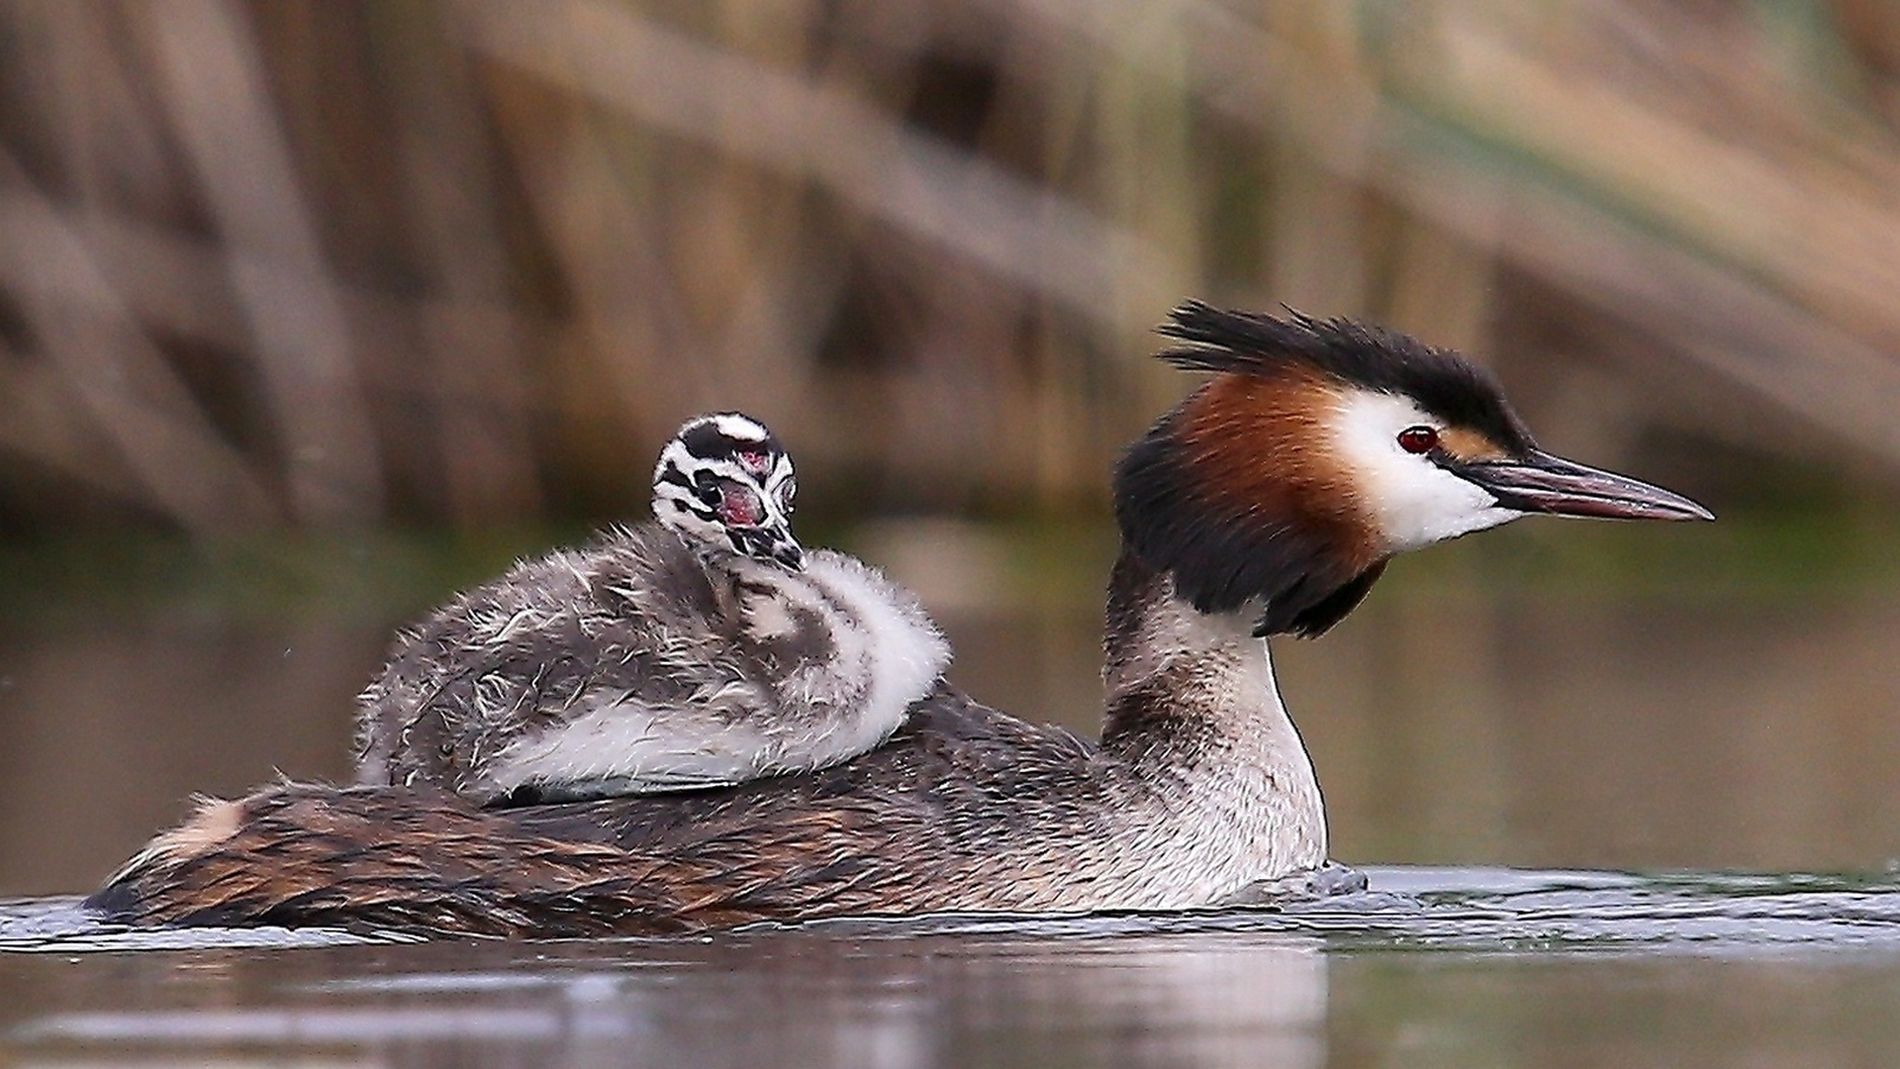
[
  {"xmin": 357, "ymin": 412, "xmax": 948, "ymax": 803},
  {"xmin": 88, "ymin": 303, "xmax": 1710, "ymax": 937}
]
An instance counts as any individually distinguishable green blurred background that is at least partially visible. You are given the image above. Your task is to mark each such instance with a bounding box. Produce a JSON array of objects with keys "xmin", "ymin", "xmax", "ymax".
[{"xmin": 0, "ymin": 0, "xmax": 1897, "ymax": 894}]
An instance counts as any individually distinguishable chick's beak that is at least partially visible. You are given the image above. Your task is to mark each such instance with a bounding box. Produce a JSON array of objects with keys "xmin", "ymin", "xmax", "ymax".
[
  {"xmin": 1457, "ymin": 450, "xmax": 1714, "ymax": 522},
  {"xmin": 770, "ymin": 533, "xmax": 805, "ymax": 570}
]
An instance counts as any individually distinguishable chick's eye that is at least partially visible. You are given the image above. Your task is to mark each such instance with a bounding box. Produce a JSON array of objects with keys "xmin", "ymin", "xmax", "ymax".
[
  {"xmin": 718, "ymin": 483, "xmax": 764, "ymax": 527},
  {"xmin": 1397, "ymin": 426, "xmax": 1440, "ymax": 454}
]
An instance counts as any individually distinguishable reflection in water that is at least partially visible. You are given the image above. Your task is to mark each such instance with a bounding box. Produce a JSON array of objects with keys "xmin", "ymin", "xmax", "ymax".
[{"xmin": 4, "ymin": 912, "xmax": 1330, "ymax": 1069}]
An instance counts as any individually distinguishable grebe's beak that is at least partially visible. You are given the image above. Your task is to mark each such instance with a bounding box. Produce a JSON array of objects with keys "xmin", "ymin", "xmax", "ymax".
[{"xmin": 1457, "ymin": 451, "xmax": 1714, "ymax": 522}]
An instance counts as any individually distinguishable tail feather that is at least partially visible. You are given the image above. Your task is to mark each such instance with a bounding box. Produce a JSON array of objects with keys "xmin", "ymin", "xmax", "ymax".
[{"xmin": 86, "ymin": 782, "xmax": 767, "ymax": 937}]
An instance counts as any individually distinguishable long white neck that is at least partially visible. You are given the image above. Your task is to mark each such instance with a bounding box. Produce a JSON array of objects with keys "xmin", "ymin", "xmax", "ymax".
[{"xmin": 1100, "ymin": 550, "xmax": 1328, "ymax": 878}]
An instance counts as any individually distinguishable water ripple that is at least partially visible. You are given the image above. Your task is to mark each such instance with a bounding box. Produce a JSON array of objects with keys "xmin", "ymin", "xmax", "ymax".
[{"xmin": 9, "ymin": 867, "xmax": 1900, "ymax": 955}]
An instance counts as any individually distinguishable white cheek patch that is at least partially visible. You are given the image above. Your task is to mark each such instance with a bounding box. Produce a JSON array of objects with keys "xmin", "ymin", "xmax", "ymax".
[{"xmin": 1330, "ymin": 390, "xmax": 1521, "ymax": 552}]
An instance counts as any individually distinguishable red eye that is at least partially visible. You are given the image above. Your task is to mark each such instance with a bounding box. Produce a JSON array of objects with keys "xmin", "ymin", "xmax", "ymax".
[
  {"xmin": 1397, "ymin": 426, "xmax": 1440, "ymax": 454},
  {"xmin": 719, "ymin": 484, "xmax": 763, "ymax": 526}
]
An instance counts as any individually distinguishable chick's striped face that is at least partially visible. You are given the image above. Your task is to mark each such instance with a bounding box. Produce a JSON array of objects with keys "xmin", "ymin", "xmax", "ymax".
[{"xmin": 652, "ymin": 413, "xmax": 802, "ymax": 568}]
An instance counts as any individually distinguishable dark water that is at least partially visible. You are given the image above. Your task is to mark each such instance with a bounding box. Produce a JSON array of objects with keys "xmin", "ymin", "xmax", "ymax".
[
  {"xmin": 7, "ymin": 867, "xmax": 1900, "ymax": 1067},
  {"xmin": 2, "ymin": 525, "xmax": 1898, "ymax": 1065}
]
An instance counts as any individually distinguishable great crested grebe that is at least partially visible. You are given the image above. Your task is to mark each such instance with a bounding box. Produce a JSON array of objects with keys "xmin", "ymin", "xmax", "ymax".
[
  {"xmin": 357, "ymin": 412, "xmax": 949, "ymax": 802},
  {"xmin": 88, "ymin": 303, "xmax": 1710, "ymax": 937}
]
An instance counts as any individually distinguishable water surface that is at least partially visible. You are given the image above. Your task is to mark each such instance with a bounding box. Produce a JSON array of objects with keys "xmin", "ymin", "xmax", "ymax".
[{"xmin": 7, "ymin": 866, "xmax": 1900, "ymax": 1067}]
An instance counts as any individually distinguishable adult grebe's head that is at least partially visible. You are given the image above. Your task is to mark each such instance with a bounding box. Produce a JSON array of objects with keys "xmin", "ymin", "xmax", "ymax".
[
  {"xmin": 1117, "ymin": 301, "xmax": 1712, "ymax": 638},
  {"xmin": 653, "ymin": 412, "xmax": 802, "ymax": 569}
]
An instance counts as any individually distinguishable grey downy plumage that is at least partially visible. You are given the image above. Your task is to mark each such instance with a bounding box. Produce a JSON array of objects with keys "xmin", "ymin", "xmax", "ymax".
[{"xmin": 354, "ymin": 412, "xmax": 950, "ymax": 803}]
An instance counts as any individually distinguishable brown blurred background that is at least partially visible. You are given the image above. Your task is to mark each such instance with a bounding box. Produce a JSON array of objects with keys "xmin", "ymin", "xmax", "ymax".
[{"xmin": 1, "ymin": 0, "xmax": 1898, "ymax": 895}]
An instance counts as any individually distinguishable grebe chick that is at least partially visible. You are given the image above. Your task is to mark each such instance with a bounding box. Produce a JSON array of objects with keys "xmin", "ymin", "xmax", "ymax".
[
  {"xmin": 355, "ymin": 412, "xmax": 949, "ymax": 803},
  {"xmin": 94, "ymin": 304, "xmax": 1711, "ymax": 937}
]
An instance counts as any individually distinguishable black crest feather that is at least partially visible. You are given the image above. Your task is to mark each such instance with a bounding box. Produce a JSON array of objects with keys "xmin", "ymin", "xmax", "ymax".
[{"xmin": 1157, "ymin": 301, "xmax": 1535, "ymax": 455}]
